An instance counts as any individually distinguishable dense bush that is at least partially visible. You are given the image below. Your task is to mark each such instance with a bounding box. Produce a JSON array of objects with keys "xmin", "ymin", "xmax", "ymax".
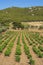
[{"xmin": 13, "ymin": 22, "xmax": 24, "ymax": 29}]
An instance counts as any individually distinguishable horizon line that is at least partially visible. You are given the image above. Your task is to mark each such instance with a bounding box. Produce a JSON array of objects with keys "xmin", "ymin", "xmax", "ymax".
[{"xmin": 0, "ymin": 5, "xmax": 43, "ymax": 10}]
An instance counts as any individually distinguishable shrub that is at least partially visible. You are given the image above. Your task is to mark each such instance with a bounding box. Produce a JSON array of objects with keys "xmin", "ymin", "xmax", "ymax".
[
  {"xmin": 15, "ymin": 55, "xmax": 20, "ymax": 62},
  {"xmin": 29, "ymin": 58, "xmax": 35, "ymax": 65},
  {"xmin": 27, "ymin": 54, "xmax": 32, "ymax": 59},
  {"xmin": 15, "ymin": 45, "xmax": 21, "ymax": 55},
  {"xmin": 4, "ymin": 48, "xmax": 11, "ymax": 56},
  {"xmin": 38, "ymin": 45, "xmax": 43, "ymax": 51},
  {"xmin": 38, "ymin": 52, "xmax": 43, "ymax": 58},
  {"xmin": 0, "ymin": 46, "xmax": 2, "ymax": 52}
]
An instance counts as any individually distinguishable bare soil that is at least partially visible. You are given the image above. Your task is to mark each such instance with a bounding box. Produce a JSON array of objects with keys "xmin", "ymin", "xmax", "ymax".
[{"xmin": 22, "ymin": 22, "xmax": 43, "ymax": 26}]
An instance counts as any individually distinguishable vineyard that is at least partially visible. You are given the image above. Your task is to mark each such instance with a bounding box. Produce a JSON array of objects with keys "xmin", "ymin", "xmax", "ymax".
[{"xmin": 0, "ymin": 30, "xmax": 43, "ymax": 65}]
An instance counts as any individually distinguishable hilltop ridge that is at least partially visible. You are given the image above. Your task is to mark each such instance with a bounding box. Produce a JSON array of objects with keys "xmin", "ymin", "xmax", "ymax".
[{"xmin": 0, "ymin": 6, "xmax": 43, "ymax": 23}]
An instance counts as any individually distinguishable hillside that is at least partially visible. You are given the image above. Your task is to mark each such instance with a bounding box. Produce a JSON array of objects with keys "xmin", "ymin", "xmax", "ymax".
[
  {"xmin": 0, "ymin": 6, "xmax": 43, "ymax": 23},
  {"xmin": 0, "ymin": 6, "xmax": 43, "ymax": 32}
]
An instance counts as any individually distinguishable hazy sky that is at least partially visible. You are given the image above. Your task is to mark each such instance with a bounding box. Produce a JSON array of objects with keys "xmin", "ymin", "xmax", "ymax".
[{"xmin": 0, "ymin": 0, "xmax": 43, "ymax": 9}]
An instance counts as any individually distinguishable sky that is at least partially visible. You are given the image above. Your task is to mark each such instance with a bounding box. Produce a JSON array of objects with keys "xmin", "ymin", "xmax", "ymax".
[{"xmin": 0, "ymin": 0, "xmax": 43, "ymax": 10}]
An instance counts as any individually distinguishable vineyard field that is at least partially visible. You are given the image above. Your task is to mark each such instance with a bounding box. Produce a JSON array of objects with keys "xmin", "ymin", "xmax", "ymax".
[{"xmin": 0, "ymin": 30, "xmax": 43, "ymax": 65}]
